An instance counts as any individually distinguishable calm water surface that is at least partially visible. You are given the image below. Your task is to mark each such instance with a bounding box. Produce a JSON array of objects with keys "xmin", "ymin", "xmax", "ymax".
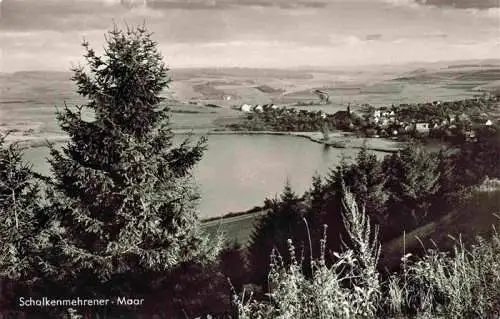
[{"xmin": 23, "ymin": 134, "xmax": 387, "ymax": 218}]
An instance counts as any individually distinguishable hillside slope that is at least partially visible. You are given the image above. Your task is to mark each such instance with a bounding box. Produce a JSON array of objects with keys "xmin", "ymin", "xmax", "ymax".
[{"xmin": 380, "ymin": 188, "xmax": 500, "ymax": 272}]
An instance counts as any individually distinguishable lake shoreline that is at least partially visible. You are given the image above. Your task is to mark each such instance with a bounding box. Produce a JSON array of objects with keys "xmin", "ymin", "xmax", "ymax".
[
  {"xmin": 15, "ymin": 130, "xmax": 401, "ymax": 225},
  {"xmin": 6, "ymin": 129, "xmax": 403, "ymax": 153}
]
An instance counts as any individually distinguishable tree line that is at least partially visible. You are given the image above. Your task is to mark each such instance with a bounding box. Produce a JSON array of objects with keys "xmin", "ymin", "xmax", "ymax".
[{"xmin": 228, "ymin": 106, "xmax": 361, "ymax": 132}]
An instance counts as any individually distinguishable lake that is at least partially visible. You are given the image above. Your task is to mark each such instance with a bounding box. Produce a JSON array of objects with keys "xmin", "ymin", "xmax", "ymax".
[{"xmin": 22, "ymin": 134, "xmax": 388, "ymax": 218}]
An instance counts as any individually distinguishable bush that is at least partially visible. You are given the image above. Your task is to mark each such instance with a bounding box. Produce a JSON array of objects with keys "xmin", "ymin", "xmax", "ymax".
[
  {"xmin": 387, "ymin": 229, "xmax": 500, "ymax": 318},
  {"xmin": 234, "ymin": 190, "xmax": 500, "ymax": 318},
  {"xmin": 235, "ymin": 190, "xmax": 381, "ymax": 318}
]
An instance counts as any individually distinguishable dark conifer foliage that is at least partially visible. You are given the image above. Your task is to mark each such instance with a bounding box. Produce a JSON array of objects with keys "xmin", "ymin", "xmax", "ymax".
[
  {"xmin": 0, "ymin": 135, "xmax": 44, "ymax": 315},
  {"xmin": 454, "ymin": 126, "xmax": 500, "ymax": 186},
  {"xmin": 248, "ymin": 182, "xmax": 306, "ymax": 285},
  {"xmin": 382, "ymin": 145, "xmax": 441, "ymax": 229},
  {"xmin": 41, "ymin": 25, "xmax": 220, "ymax": 299},
  {"xmin": 332, "ymin": 146, "xmax": 388, "ymax": 220},
  {"xmin": 306, "ymin": 172, "xmax": 327, "ymax": 239},
  {"xmin": 219, "ymin": 242, "xmax": 248, "ymax": 293},
  {"xmin": 0, "ymin": 135, "xmax": 40, "ymax": 280}
]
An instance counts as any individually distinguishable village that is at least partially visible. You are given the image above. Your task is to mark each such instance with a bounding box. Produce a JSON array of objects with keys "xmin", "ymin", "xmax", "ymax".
[
  {"xmin": 229, "ymin": 94, "xmax": 498, "ymax": 143},
  {"xmin": 361, "ymin": 95, "xmax": 497, "ymax": 141}
]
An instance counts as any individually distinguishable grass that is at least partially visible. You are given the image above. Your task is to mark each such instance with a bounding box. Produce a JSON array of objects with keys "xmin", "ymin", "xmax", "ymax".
[
  {"xmin": 381, "ymin": 187, "xmax": 500, "ymax": 271},
  {"xmin": 202, "ymin": 208, "xmax": 267, "ymax": 247},
  {"xmin": 233, "ymin": 189, "xmax": 500, "ymax": 318}
]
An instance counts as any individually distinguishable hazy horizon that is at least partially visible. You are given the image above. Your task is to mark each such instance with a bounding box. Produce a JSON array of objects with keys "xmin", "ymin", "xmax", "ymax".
[{"xmin": 0, "ymin": 0, "xmax": 499, "ymax": 72}]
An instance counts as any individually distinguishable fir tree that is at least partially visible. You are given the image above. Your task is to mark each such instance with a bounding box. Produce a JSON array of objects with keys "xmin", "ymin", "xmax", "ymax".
[
  {"xmin": 0, "ymin": 134, "xmax": 45, "ymax": 314},
  {"xmin": 41, "ymin": 25, "xmax": 220, "ymax": 301},
  {"xmin": 0, "ymin": 134, "xmax": 40, "ymax": 280},
  {"xmin": 248, "ymin": 181, "xmax": 305, "ymax": 285},
  {"xmin": 429, "ymin": 149, "xmax": 463, "ymax": 214},
  {"xmin": 307, "ymin": 172, "xmax": 326, "ymax": 233},
  {"xmin": 350, "ymin": 146, "xmax": 388, "ymax": 217},
  {"xmin": 454, "ymin": 126, "xmax": 500, "ymax": 186},
  {"xmin": 317, "ymin": 155, "xmax": 352, "ymax": 254},
  {"xmin": 382, "ymin": 145, "xmax": 440, "ymax": 229},
  {"xmin": 219, "ymin": 241, "xmax": 248, "ymax": 293}
]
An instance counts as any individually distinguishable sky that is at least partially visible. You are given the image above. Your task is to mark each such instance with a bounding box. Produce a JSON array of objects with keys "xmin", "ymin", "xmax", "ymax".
[{"xmin": 0, "ymin": 0, "xmax": 499, "ymax": 72}]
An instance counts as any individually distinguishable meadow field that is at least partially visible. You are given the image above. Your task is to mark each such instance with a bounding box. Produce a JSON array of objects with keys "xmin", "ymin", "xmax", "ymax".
[{"xmin": 1, "ymin": 61, "xmax": 499, "ymax": 141}]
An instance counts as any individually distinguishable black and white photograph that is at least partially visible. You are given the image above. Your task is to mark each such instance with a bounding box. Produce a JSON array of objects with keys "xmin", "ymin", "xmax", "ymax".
[{"xmin": 0, "ymin": 0, "xmax": 499, "ymax": 317}]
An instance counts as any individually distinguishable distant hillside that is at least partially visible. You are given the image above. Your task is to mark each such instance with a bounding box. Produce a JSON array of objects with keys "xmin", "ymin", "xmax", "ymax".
[
  {"xmin": 392, "ymin": 65, "xmax": 500, "ymax": 85},
  {"xmin": 254, "ymin": 84, "xmax": 285, "ymax": 94},
  {"xmin": 473, "ymin": 80, "xmax": 500, "ymax": 93},
  {"xmin": 448, "ymin": 63, "xmax": 500, "ymax": 69},
  {"xmin": 406, "ymin": 67, "xmax": 428, "ymax": 75},
  {"xmin": 171, "ymin": 67, "xmax": 315, "ymax": 81},
  {"xmin": 7, "ymin": 70, "xmax": 72, "ymax": 78}
]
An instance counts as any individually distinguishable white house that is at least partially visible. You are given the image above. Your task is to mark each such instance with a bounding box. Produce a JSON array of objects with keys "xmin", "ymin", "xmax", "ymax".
[
  {"xmin": 485, "ymin": 119, "xmax": 493, "ymax": 126},
  {"xmin": 416, "ymin": 123, "xmax": 430, "ymax": 133},
  {"xmin": 270, "ymin": 104, "xmax": 279, "ymax": 110},
  {"xmin": 254, "ymin": 105, "xmax": 264, "ymax": 113},
  {"xmin": 241, "ymin": 104, "xmax": 253, "ymax": 112},
  {"xmin": 320, "ymin": 112, "xmax": 327, "ymax": 119}
]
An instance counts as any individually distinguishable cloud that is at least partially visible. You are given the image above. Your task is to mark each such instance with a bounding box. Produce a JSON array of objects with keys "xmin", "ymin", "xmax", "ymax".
[
  {"xmin": 380, "ymin": 0, "xmax": 500, "ymax": 10},
  {"xmin": 146, "ymin": 0, "xmax": 230, "ymax": 10},
  {"xmin": 146, "ymin": 0, "xmax": 328, "ymax": 10},
  {"xmin": 152, "ymin": 35, "xmax": 500, "ymax": 69},
  {"xmin": 379, "ymin": 0, "xmax": 421, "ymax": 8},
  {"xmin": 247, "ymin": 0, "xmax": 327, "ymax": 9},
  {"xmin": 328, "ymin": 35, "xmax": 365, "ymax": 46},
  {"xmin": 420, "ymin": 32, "xmax": 448, "ymax": 39},
  {"xmin": 0, "ymin": 0, "xmax": 330, "ymax": 32},
  {"xmin": 465, "ymin": 7, "xmax": 500, "ymax": 17},
  {"xmin": 365, "ymin": 34, "xmax": 383, "ymax": 41},
  {"xmin": 0, "ymin": 0, "xmax": 498, "ymax": 72},
  {"xmin": 0, "ymin": 0, "xmax": 126, "ymax": 31},
  {"xmin": 417, "ymin": 0, "xmax": 500, "ymax": 9}
]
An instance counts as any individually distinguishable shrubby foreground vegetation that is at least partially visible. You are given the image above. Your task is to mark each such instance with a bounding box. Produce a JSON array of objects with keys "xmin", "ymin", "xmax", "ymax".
[
  {"xmin": 237, "ymin": 189, "xmax": 500, "ymax": 318},
  {"xmin": 1, "ymin": 25, "xmax": 499, "ymax": 318}
]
